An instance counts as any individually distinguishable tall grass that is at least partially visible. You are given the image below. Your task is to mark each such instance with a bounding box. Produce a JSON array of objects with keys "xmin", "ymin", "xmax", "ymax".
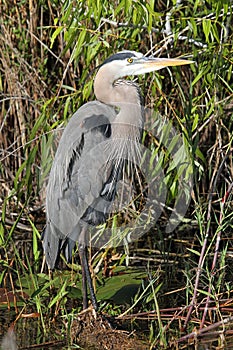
[{"xmin": 0, "ymin": 0, "xmax": 233, "ymax": 348}]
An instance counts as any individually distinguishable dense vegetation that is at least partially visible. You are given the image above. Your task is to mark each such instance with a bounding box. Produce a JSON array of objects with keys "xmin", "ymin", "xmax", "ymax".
[{"xmin": 0, "ymin": 0, "xmax": 233, "ymax": 348}]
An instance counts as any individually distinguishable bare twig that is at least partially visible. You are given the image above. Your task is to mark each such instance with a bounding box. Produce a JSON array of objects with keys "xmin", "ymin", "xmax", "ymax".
[
  {"xmin": 201, "ymin": 180, "xmax": 233, "ymax": 328},
  {"xmin": 184, "ymin": 134, "xmax": 233, "ymax": 330},
  {"xmin": 178, "ymin": 315, "xmax": 233, "ymax": 343}
]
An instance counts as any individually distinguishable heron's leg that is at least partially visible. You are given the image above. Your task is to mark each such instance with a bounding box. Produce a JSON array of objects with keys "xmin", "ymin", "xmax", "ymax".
[
  {"xmin": 81, "ymin": 245, "xmax": 98, "ymax": 311},
  {"xmin": 79, "ymin": 227, "xmax": 98, "ymax": 311},
  {"xmin": 79, "ymin": 244, "xmax": 88, "ymax": 309}
]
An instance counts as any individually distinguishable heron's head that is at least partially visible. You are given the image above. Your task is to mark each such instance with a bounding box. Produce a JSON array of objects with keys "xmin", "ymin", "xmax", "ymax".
[{"xmin": 99, "ymin": 50, "xmax": 193, "ymax": 80}]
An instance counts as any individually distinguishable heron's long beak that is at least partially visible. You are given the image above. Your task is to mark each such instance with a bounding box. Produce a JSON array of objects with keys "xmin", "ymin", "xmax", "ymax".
[{"xmin": 135, "ymin": 56, "xmax": 193, "ymax": 74}]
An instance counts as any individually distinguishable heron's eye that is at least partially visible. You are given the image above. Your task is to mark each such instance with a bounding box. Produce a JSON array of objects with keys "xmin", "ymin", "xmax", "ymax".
[{"xmin": 127, "ymin": 58, "xmax": 133, "ymax": 63}]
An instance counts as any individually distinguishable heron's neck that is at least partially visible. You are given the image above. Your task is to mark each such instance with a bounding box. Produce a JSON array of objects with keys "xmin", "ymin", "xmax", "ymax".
[{"xmin": 94, "ymin": 74, "xmax": 143, "ymax": 140}]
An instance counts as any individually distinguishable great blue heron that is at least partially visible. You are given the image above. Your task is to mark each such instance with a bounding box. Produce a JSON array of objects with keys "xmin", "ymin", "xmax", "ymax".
[{"xmin": 42, "ymin": 50, "xmax": 192, "ymax": 311}]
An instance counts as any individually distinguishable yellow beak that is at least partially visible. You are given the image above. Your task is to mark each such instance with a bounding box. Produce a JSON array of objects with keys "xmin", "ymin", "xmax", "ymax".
[
  {"xmin": 143, "ymin": 57, "xmax": 194, "ymax": 70},
  {"xmin": 132, "ymin": 56, "xmax": 193, "ymax": 75}
]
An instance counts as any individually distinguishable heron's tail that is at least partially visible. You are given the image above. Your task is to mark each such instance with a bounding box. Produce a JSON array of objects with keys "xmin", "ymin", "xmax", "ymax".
[{"xmin": 41, "ymin": 223, "xmax": 62, "ymax": 269}]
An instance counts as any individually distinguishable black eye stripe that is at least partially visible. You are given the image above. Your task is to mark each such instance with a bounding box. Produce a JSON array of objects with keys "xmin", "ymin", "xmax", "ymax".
[{"xmin": 102, "ymin": 52, "xmax": 137, "ymax": 65}]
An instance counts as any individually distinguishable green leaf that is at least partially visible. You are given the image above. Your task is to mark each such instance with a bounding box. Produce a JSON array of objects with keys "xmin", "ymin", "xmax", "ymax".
[
  {"xmin": 96, "ymin": 267, "xmax": 146, "ymax": 304},
  {"xmin": 50, "ymin": 26, "xmax": 63, "ymax": 49},
  {"xmin": 202, "ymin": 19, "xmax": 211, "ymax": 43},
  {"xmin": 187, "ymin": 248, "xmax": 200, "ymax": 256},
  {"xmin": 71, "ymin": 29, "xmax": 87, "ymax": 62},
  {"xmin": 28, "ymin": 219, "xmax": 40, "ymax": 262},
  {"xmin": 48, "ymin": 279, "xmax": 69, "ymax": 308},
  {"xmin": 192, "ymin": 113, "xmax": 199, "ymax": 132}
]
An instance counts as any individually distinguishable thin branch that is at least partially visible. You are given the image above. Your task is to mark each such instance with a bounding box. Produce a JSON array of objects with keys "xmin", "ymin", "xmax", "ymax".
[
  {"xmin": 178, "ymin": 315, "xmax": 233, "ymax": 343},
  {"xmin": 25, "ymin": 23, "xmax": 65, "ymax": 66},
  {"xmin": 201, "ymin": 180, "xmax": 233, "ymax": 327},
  {"xmin": 100, "ymin": 18, "xmax": 207, "ymax": 50}
]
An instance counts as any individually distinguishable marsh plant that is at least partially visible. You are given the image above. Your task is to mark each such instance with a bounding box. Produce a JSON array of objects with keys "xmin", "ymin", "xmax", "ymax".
[{"xmin": 0, "ymin": 0, "xmax": 233, "ymax": 349}]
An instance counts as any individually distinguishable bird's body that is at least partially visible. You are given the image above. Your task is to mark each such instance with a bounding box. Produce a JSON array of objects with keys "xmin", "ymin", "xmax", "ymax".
[
  {"xmin": 44, "ymin": 101, "xmax": 117, "ymax": 267},
  {"xmin": 42, "ymin": 50, "xmax": 192, "ymax": 310},
  {"xmin": 44, "ymin": 86, "xmax": 143, "ymax": 269}
]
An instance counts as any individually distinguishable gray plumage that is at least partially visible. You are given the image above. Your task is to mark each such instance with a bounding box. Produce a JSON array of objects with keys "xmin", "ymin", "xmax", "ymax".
[
  {"xmin": 43, "ymin": 102, "xmax": 118, "ymax": 267},
  {"xmin": 42, "ymin": 50, "xmax": 192, "ymax": 310}
]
